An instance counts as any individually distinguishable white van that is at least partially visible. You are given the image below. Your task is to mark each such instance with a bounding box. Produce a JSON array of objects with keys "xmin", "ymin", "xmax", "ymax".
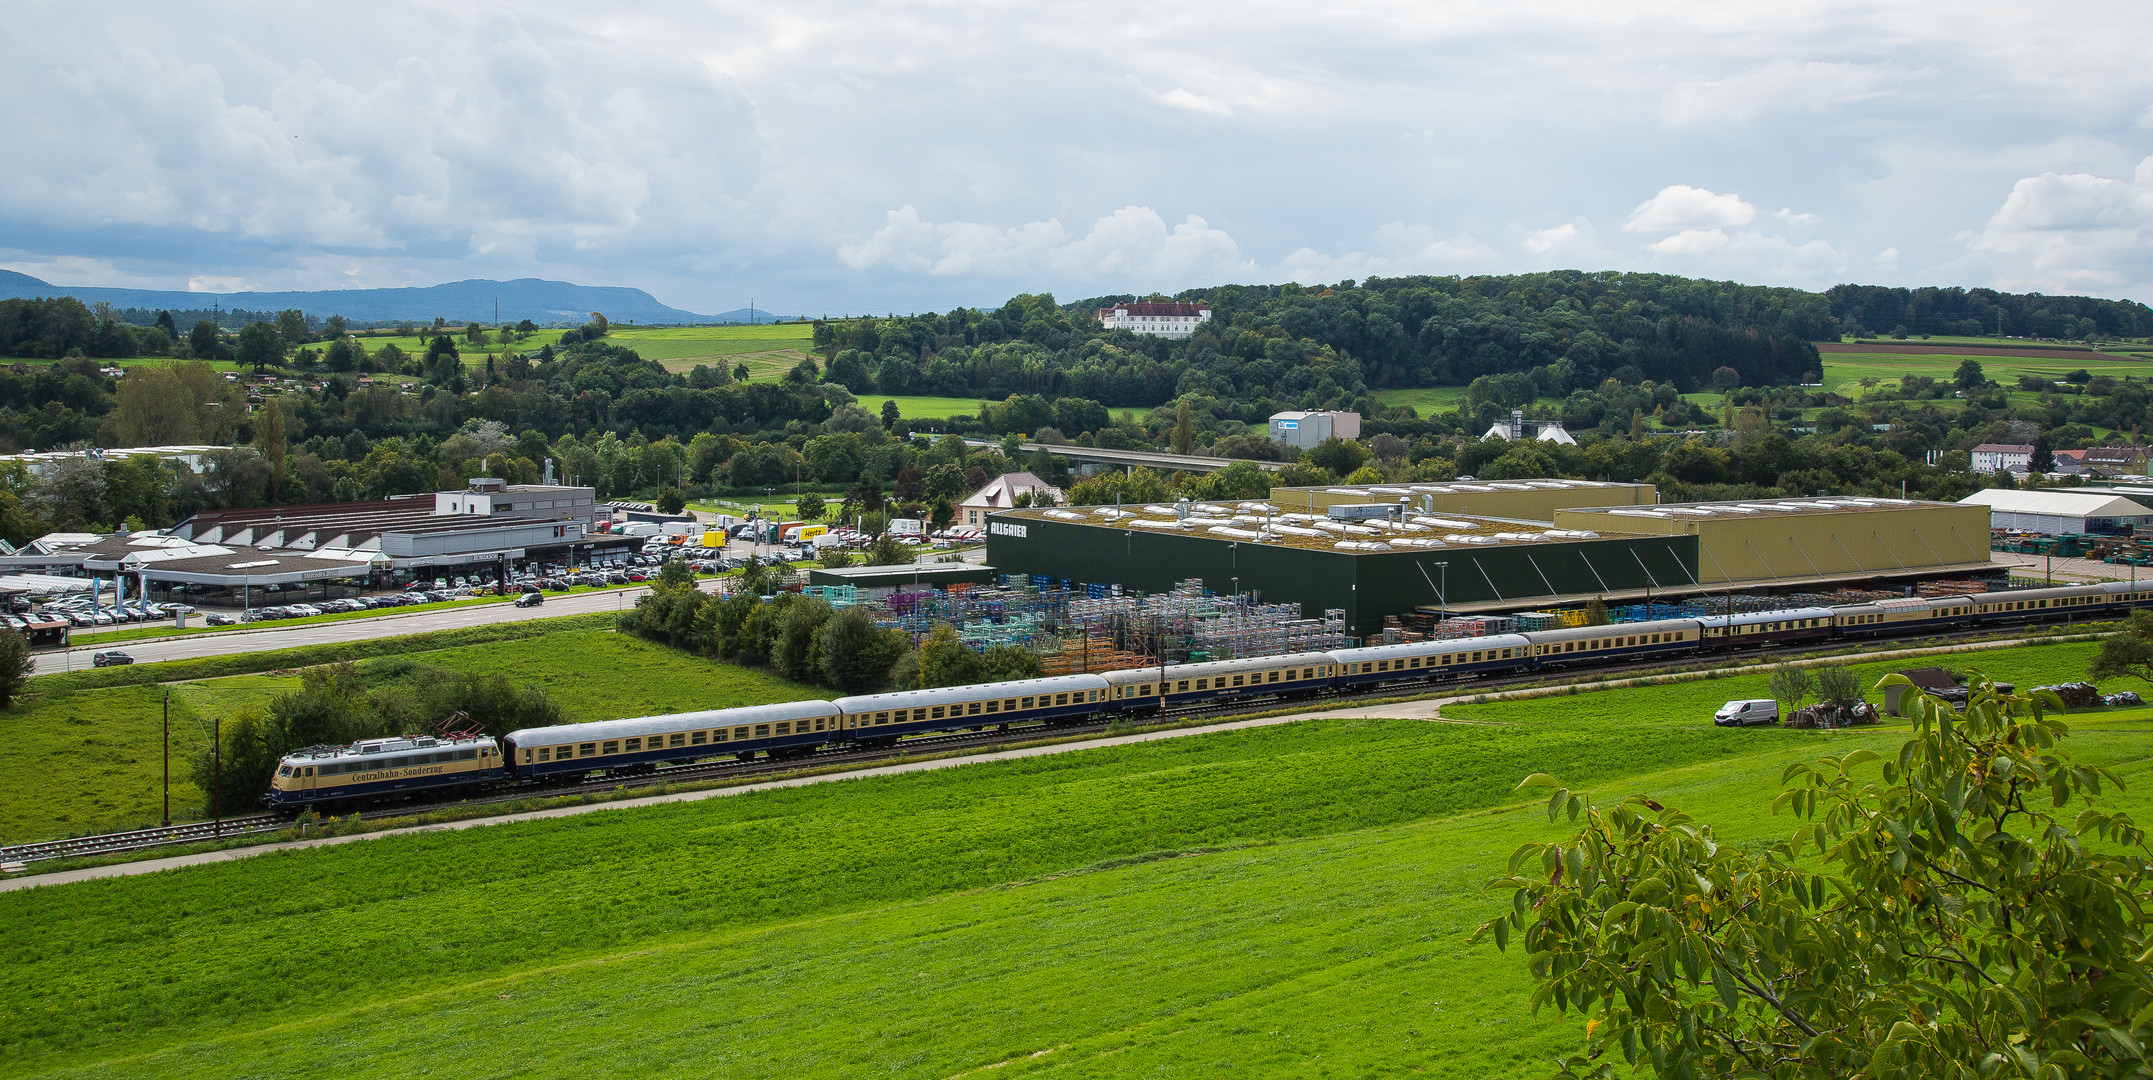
[{"xmin": 1714, "ymin": 699, "xmax": 1779, "ymax": 727}]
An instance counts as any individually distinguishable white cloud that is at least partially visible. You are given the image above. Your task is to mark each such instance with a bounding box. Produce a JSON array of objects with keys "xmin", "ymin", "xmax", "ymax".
[
  {"xmin": 838, "ymin": 205, "xmax": 1258, "ymax": 283},
  {"xmin": 3, "ymin": 4, "xmax": 2153, "ymax": 309},
  {"xmin": 1273, "ymin": 222, "xmax": 1495, "ymax": 282},
  {"xmin": 1661, "ymin": 60, "xmax": 1894, "ymax": 126},
  {"xmin": 1650, "ymin": 229, "xmax": 1729, "ymax": 255},
  {"xmin": 1522, "ymin": 223, "xmax": 1579, "ymax": 253},
  {"xmin": 1965, "ymin": 157, "xmax": 2153, "ymax": 292},
  {"xmin": 1624, "ymin": 186, "xmax": 1757, "ymax": 233}
]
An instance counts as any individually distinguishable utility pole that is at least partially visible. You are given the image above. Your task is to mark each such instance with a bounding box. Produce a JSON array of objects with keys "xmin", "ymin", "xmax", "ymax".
[
  {"xmin": 162, "ymin": 689, "xmax": 171, "ymax": 826},
  {"xmin": 212, "ymin": 715, "xmax": 222, "ymax": 838}
]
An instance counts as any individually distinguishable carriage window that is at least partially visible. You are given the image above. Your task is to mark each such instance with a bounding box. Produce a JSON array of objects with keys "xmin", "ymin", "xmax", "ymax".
[
  {"xmin": 1056, "ymin": 693, "xmax": 1070, "ymax": 705},
  {"xmin": 754, "ymin": 724, "xmax": 770, "ymax": 738},
  {"xmin": 969, "ymin": 702, "xmax": 982, "ymax": 715},
  {"xmin": 1471, "ymin": 652, "xmax": 1482, "ymax": 662},
  {"xmin": 986, "ymin": 699, "xmax": 999, "ymax": 713},
  {"xmin": 1376, "ymin": 661, "xmax": 1388, "ymax": 672},
  {"xmin": 458, "ymin": 749, "xmax": 477, "ymax": 760},
  {"xmin": 1303, "ymin": 668, "xmax": 1314, "ymax": 679},
  {"xmin": 579, "ymin": 743, "xmax": 597, "ymax": 757},
  {"xmin": 1197, "ymin": 678, "xmax": 1208, "ymax": 690},
  {"xmin": 278, "ymin": 765, "xmax": 292, "ymax": 777},
  {"xmin": 1004, "ymin": 699, "xmax": 1017, "ymax": 711},
  {"xmin": 1233, "ymin": 675, "xmax": 1244, "ymax": 686},
  {"xmin": 913, "ymin": 708, "xmax": 928, "ymax": 721},
  {"xmin": 1020, "ymin": 697, "xmax": 1034, "ymax": 709},
  {"xmin": 1177, "ymin": 681, "xmax": 1189, "ymax": 692},
  {"xmin": 710, "ymin": 729, "xmax": 725, "ymax": 742},
  {"xmin": 1270, "ymin": 670, "xmax": 1281, "ymax": 682},
  {"xmin": 601, "ymin": 741, "xmax": 620, "ymax": 755},
  {"xmin": 676, "ymin": 733, "xmax": 692, "ymax": 746},
  {"xmin": 626, "ymin": 738, "xmax": 641, "ymax": 752},
  {"xmin": 537, "ymin": 747, "xmax": 550, "ymax": 761},
  {"xmin": 776, "ymin": 722, "xmax": 792, "ymax": 735}
]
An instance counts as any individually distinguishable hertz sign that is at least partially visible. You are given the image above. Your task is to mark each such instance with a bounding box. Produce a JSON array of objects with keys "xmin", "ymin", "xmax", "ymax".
[{"xmin": 988, "ymin": 521, "xmax": 1028, "ymax": 539}]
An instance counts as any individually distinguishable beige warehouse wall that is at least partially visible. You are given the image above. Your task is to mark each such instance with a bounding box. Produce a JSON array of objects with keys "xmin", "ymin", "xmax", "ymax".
[{"xmin": 1553, "ymin": 505, "xmax": 1992, "ymax": 585}]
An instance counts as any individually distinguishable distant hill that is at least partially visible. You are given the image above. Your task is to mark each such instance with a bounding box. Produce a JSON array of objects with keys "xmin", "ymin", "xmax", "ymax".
[{"xmin": 0, "ymin": 270, "xmax": 724, "ymax": 325}]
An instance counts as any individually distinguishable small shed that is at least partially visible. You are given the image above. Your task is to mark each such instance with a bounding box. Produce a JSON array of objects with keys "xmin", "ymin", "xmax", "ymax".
[{"xmin": 1884, "ymin": 667, "xmax": 1961, "ymax": 716}]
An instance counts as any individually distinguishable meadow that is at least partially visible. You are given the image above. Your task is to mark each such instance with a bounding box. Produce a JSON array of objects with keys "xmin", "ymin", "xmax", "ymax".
[
  {"xmin": 0, "ymin": 622, "xmax": 812, "ymax": 844},
  {"xmin": 3, "ymin": 638, "xmax": 2145, "ymax": 1079},
  {"xmin": 1817, "ymin": 345, "xmax": 2153, "ymax": 399}
]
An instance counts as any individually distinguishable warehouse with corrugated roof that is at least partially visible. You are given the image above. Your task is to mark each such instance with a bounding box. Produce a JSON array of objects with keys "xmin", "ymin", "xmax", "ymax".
[{"xmin": 1557, "ymin": 498, "xmax": 1994, "ymax": 587}]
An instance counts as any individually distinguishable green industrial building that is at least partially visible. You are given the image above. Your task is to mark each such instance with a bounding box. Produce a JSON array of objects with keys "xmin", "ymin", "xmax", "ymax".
[{"xmin": 982, "ymin": 508, "xmax": 1698, "ymax": 637}]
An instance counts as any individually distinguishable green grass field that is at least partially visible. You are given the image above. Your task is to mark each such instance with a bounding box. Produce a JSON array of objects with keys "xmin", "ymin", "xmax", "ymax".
[
  {"xmin": 1818, "ymin": 347, "xmax": 2153, "ymax": 400},
  {"xmin": 4, "ymin": 639, "xmax": 2146, "ymax": 1078},
  {"xmin": 605, "ymin": 324, "xmax": 817, "ymax": 378},
  {"xmin": 857, "ymin": 393, "xmax": 990, "ymax": 419},
  {"xmin": 1370, "ymin": 386, "xmax": 1471, "ymax": 413},
  {"xmin": 0, "ymin": 624, "xmax": 812, "ymax": 844}
]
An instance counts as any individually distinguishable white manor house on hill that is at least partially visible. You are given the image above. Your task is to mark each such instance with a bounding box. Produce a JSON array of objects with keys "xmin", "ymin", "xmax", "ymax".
[{"xmin": 1095, "ymin": 300, "xmax": 1212, "ymax": 338}]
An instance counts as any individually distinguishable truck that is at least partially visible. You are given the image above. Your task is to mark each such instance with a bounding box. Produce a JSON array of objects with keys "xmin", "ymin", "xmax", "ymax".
[
  {"xmin": 888, "ymin": 518, "xmax": 925, "ymax": 536},
  {"xmin": 619, "ymin": 521, "xmax": 662, "ymax": 538}
]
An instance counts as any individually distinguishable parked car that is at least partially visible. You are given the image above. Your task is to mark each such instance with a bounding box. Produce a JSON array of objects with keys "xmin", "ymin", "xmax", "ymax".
[
  {"xmin": 205, "ymin": 614, "xmax": 236, "ymax": 626},
  {"xmin": 514, "ymin": 591, "xmax": 544, "ymax": 608},
  {"xmin": 90, "ymin": 650, "xmax": 134, "ymax": 667},
  {"xmin": 1713, "ymin": 699, "xmax": 1780, "ymax": 727}
]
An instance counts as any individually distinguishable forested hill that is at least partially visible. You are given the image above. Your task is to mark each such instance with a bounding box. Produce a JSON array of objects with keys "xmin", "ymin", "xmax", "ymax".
[
  {"xmin": 0, "ymin": 271, "xmax": 717, "ymax": 326},
  {"xmin": 1825, "ymin": 283, "xmax": 2153, "ymax": 339},
  {"xmin": 808, "ymin": 272, "xmax": 1835, "ymax": 413}
]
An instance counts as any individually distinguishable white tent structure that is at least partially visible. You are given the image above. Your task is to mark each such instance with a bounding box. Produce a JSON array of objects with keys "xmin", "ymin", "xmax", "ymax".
[{"xmin": 1958, "ymin": 489, "xmax": 2153, "ymax": 534}]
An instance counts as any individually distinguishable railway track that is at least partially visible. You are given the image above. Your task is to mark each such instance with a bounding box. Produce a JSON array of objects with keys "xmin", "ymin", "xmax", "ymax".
[
  {"xmin": 0, "ymin": 621, "xmax": 2093, "ymax": 868},
  {"xmin": 0, "ymin": 815, "xmax": 288, "ymax": 865}
]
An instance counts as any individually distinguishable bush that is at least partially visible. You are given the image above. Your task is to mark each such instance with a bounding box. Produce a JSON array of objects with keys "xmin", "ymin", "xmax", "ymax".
[{"xmin": 0, "ymin": 629, "xmax": 33, "ymax": 708}]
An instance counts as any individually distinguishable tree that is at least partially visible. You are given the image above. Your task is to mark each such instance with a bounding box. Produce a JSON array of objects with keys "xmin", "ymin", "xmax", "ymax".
[
  {"xmin": 188, "ymin": 319, "xmax": 222, "ymax": 360},
  {"xmin": 2092, "ymin": 609, "xmax": 2153, "ymax": 684},
  {"xmin": 1172, "ymin": 400, "xmax": 1195, "ymax": 454},
  {"xmin": 656, "ymin": 486, "xmax": 685, "ymax": 515},
  {"xmin": 928, "ymin": 496, "xmax": 955, "ymax": 532},
  {"xmin": 1582, "ymin": 597, "xmax": 1610, "ymax": 626},
  {"xmin": 795, "ymin": 492, "xmax": 825, "ymax": 521},
  {"xmin": 1814, "ymin": 663, "xmax": 1864, "ymax": 709},
  {"xmin": 1477, "ymin": 674, "xmax": 2153, "ymax": 1080},
  {"xmin": 236, "ymin": 321, "xmax": 285, "ymax": 372},
  {"xmin": 275, "ymin": 309, "xmax": 309, "ymax": 346},
  {"xmin": 253, "ymin": 398, "xmax": 288, "ymax": 500},
  {"xmin": 0, "ymin": 630, "xmax": 33, "ymax": 708},
  {"xmin": 1307, "ymin": 437, "xmax": 1370, "ymax": 476},
  {"xmin": 2031, "ymin": 434, "xmax": 2055, "ymax": 474},
  {"xmin": 880, "ymin": 399, "xmax": 900, "ymax": 429},
  {"xmin": 736, "ymin": 362, "xmax": 753, "ymax": 384},
  {"xmin": 814, "ymin": 606, "xmax": 905, "ymax": 693},
  {"xmin": 1710, "ymin": 366, "xmax": 1741, "ymax": 392},
  {"xmin": 1767, "ymin": 662, "xmax": 1813, "ymax": 709},
  {"xmin": 1953, "ymin": 358, "xmax": 1986, "ymax": 390}
]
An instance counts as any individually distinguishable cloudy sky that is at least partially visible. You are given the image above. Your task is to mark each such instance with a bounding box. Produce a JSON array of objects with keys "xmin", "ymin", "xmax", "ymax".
[{"xmin": 4, "ymin": 1, "xmax": 2152, "ymax": 316}]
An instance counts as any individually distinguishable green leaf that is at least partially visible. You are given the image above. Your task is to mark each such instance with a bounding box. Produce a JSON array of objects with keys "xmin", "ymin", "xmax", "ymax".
[{"xmin": 1517, "ymin": 773, "xmax": 1563, "ymax": 790}]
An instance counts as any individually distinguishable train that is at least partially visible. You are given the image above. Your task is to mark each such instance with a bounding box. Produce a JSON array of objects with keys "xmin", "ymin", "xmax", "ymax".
[{"xmin": 262, "ymin": 578, "xmax": 2153, "ymax": 811}]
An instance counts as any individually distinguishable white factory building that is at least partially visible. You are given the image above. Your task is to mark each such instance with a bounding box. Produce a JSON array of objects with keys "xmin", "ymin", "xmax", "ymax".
[{"xmin": 1958, "ymin": 488, "xmax": 2153, "ymax": 535}]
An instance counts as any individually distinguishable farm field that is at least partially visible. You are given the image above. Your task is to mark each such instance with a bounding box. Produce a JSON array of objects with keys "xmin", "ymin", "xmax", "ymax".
[
  {"xmin": 0, "ymin": 624, "xmax": 813, "ymax": 844},
  {"xmin": 4, "ymin": 639, "xmax": 2145, "ymax": 1079},
  {"xmin": 857, "ymin": 393, "xmax": 991, "ymax": 419},
  {"xmin": 607, "ymin": 323, "xmax": 817, "ymax": 378},
  {"xmin": 1818, "ymin": 347, "xmax": 2153, "ymax": 400},
  {"xmin": 1370, "ymin": 385, "xmax": 1471, "ymax": 413}
]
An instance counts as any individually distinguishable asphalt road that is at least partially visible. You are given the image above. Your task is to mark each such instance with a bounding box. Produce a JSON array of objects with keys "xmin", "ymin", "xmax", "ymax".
[
  {"xmin": 47, "ymin": 583, "xmax": 681, "ymax": 669},
  {"xmin": 48, "ymin": 538, "xmax": 985, "ymax": 670}
]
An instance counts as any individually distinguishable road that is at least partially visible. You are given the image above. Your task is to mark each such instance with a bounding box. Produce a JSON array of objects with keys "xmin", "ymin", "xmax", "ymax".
[
  {"xmin": 47, "ymin": 539, "xmax": 984, "ymax": 669},
  {"xmin": 47, "ymin": 584, "xmax": 676, "ymax": 668}
]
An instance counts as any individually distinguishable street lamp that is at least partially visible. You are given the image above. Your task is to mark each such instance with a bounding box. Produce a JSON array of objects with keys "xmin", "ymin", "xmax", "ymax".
[{"xmin": 1434, "ymin": 561, "xmax": 1449, "ymax": 617}]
